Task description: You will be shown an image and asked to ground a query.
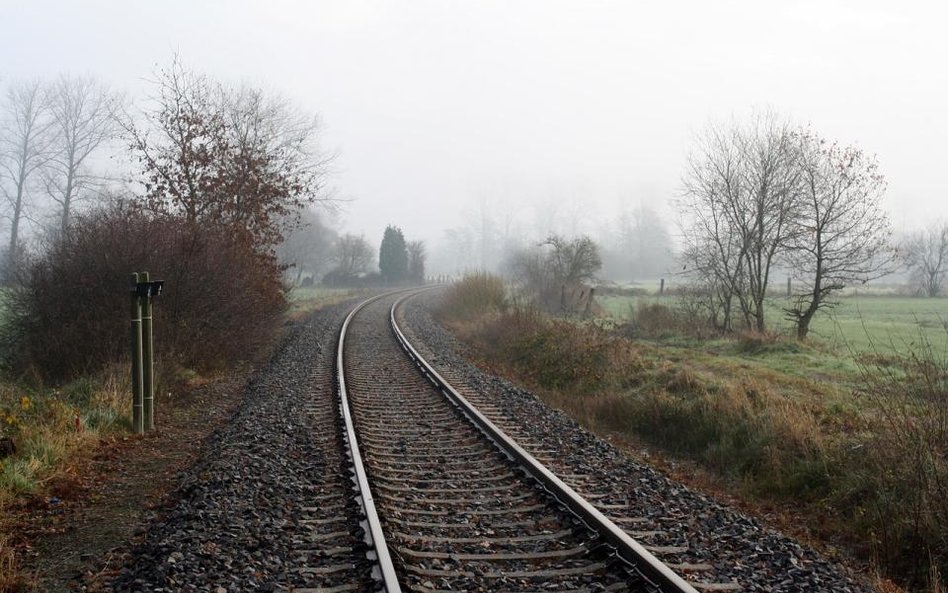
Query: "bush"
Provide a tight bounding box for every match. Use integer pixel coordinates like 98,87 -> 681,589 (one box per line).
451,303 -> 644,394
621,300 -> 717,340
321,269 -> 382,288
439,272 -> 507,320
624,302 -> 683,339
4,201 -> 286,383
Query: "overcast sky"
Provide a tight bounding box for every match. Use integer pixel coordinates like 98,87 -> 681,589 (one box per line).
4,0 -> 947,246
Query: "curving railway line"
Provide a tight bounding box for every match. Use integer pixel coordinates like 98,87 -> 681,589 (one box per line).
337,290 -> 700,593
110,290 -> 872,593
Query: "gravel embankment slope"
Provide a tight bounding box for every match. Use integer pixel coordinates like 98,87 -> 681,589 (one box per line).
401,291 -> 875,593
108,303 -> 374,593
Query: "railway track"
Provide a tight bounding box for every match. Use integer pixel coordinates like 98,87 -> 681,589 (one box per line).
109,293 -> 872,592
337,291 -> 698,592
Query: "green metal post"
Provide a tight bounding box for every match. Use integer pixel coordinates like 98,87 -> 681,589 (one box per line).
141,271 -> 155,432
130,273 -> 144,434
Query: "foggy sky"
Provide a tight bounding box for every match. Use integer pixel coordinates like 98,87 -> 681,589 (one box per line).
4,0 -> 947,247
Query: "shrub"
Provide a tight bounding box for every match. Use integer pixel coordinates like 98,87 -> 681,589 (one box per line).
450,302 -> 645,394
625,302 -> 683,339
622,299 -> 722,341
439,272 -> 507,320
3,201 -> 286,383
735,331 -> 804,355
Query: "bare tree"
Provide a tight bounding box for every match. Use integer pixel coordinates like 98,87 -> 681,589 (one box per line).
407,239 -> 426,284
902,223 -> 948,297
680,122 -> 754,331
218,84 -> 334,247
125,58 -> 332,252
276,208 -> 337,285
42,75 -> 120,235
543,234 -> 601,286
603,204 -> 675,281
508,234 -> 601,312
783,129 -> 894,339
680,112 -> 800,332
331,233 -> 373,277
0,80 -> 53,281
740,115 -> 801,332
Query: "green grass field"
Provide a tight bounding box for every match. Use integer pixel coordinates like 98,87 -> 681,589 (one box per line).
599,292 -> 948,357
287,286 -> 360,316
443,276 -> 948,589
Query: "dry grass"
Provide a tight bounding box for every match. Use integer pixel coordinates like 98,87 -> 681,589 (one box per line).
0,366 -> 130,591
0,369 -> 129,502
853,342 -> 948,588
440,281 -> 948,592
0,532 -> 19,593
288,286 -> 361,320
438,272 -> 507,320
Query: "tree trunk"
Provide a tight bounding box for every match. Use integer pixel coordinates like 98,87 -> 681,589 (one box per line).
61,171 -> 74,235
796,309 -> 815,340
796,279 -> 823,340
7,177 -> 25,282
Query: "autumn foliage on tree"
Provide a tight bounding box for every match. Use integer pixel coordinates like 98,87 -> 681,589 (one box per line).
126,58 -> 331,252
5,60 -> 333,381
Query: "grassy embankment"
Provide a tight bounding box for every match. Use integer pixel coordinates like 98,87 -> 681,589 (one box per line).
437,274 -> 947,593
0,373 -> 130,592
0,286 -> 353,592
287,286 -> 363,319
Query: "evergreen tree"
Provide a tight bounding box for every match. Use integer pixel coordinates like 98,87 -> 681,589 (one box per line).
379,225 -> 408,283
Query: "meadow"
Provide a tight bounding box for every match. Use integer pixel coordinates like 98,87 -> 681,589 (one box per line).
0,285 -> 356,590
598,291 -> 948,357
438,275 -> 948,592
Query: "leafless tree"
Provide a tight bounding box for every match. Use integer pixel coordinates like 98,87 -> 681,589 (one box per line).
124,58 -> 333,252
543,234 -> 601,286
603,204 -> 675,281
0,80 -> 54,281
508,234 -> 601,312
680,112 -> 800,332
331,233 -> 373,276
41,75 -> 120,235
276,208 -> 337,285
902,223 -> 948,297
783,129 -> 895,339
407,239 -> 426,283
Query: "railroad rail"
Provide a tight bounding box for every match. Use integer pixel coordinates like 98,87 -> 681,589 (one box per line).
336,290 -> 700,593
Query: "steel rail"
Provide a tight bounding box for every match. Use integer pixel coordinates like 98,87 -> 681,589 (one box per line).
389,291 -> 700,593
336,293 -> 403,593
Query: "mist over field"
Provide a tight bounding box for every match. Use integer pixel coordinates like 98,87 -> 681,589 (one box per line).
4,5 -> 948,592
2,1 -> 947,280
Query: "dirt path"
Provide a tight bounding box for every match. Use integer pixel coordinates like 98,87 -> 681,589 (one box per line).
9,372 -> 250,592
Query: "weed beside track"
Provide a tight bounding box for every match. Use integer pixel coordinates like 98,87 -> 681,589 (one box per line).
436,286 -> 946,592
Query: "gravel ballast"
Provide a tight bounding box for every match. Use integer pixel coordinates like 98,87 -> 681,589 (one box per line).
400,290 -> 876,593
108,303 -> 374,593
103,292 -> 877,593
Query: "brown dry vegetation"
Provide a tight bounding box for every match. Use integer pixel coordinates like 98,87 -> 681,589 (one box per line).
4,201 -> 286,383
437,274 -> 947,592
0,199 -> 297,591
0,369 -> 130,592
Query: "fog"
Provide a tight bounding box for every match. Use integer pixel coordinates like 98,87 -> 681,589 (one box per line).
4,0 -> 947,274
